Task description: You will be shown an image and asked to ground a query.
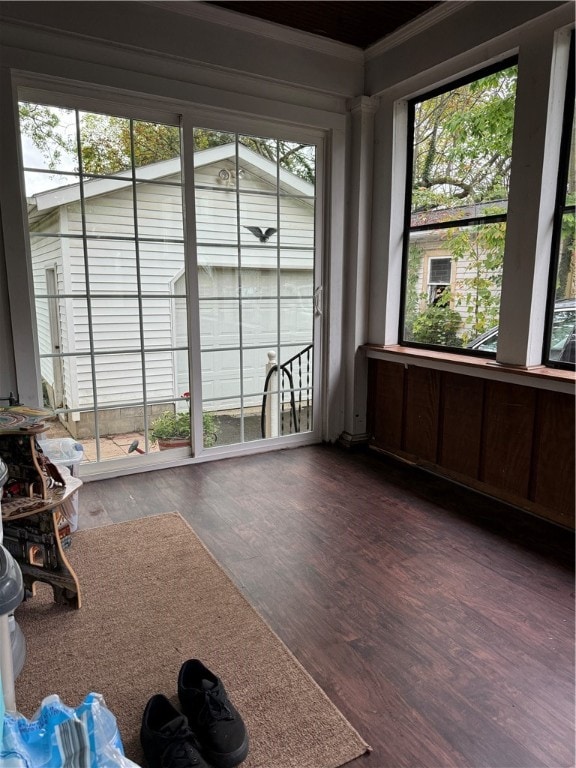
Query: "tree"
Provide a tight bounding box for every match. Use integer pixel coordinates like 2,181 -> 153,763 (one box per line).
19,103 -> 74,169
412,66 -> 517,212
18,105 -> 315,183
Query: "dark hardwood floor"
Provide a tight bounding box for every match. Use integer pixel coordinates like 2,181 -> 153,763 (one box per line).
79,444 -> 575,768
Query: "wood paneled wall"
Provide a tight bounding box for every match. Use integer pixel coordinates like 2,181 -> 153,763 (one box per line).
367,359 -> 575,529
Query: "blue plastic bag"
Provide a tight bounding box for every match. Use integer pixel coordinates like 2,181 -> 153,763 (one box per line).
1,692 -> 140,767
0,667 -> 4,751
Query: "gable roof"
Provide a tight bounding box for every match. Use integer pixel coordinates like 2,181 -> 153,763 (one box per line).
28,142 -> 314,214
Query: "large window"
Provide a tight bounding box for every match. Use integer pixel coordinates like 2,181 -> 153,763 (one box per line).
401,60 -> 518,352
545,32 -> 575,369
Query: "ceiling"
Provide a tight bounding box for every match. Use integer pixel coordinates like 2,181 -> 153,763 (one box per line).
205,1 -> 442,49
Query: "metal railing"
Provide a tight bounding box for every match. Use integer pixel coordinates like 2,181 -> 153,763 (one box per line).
261,344 -> 313,438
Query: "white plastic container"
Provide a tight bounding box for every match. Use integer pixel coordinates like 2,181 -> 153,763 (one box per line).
37,437 -> 84,476
37,439 -> 84,533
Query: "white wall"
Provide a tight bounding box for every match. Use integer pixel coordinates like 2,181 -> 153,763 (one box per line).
27,158 -> 315,411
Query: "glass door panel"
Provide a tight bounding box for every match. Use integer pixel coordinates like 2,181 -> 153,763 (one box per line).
194,131 -> 318,446
20,99 -> 189,464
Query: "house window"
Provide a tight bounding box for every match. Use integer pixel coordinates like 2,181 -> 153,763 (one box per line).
401,59 -> 518,351
544,31 -> 575,369
427,257 -> 451,305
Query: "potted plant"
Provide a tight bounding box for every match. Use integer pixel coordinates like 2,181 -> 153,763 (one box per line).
149,393 -> 217,450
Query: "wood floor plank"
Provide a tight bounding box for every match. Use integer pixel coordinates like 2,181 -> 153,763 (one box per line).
79,445 -> 575,768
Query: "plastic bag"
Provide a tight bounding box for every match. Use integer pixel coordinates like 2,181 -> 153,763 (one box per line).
1,692 -> 141,767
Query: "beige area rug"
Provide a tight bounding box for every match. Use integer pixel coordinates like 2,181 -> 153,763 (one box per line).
13,512 -> 370,768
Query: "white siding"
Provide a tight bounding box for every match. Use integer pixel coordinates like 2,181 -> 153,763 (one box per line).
31,160 -> 315,411
29,212 -> 63,387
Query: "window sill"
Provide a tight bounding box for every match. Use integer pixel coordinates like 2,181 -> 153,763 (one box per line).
363,344 -> 575,393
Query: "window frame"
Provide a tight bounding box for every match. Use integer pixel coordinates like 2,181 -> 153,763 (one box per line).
3,76 -> 330,478
543,30 -> 575,370
399,56 -> 518,357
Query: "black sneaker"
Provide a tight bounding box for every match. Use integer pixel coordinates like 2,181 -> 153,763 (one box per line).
177,659 -> 249,768
140,693 -> 211,768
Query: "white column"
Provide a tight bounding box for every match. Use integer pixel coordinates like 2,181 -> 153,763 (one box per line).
497,26 -> 572,366
264,350 -> 279,438
340,95 -> 379,448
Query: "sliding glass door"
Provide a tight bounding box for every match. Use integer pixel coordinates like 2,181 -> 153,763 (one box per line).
18,96 -> 321,468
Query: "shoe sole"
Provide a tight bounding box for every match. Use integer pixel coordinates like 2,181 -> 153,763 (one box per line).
203,734 -> 249,768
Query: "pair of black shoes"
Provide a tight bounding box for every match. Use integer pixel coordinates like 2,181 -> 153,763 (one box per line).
141,659 -> 249,768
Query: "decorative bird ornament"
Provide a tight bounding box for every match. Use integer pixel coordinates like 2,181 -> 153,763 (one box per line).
244,226 -> 277,242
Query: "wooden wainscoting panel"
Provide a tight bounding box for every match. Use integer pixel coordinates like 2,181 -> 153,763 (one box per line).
531,389 -> 575,526
481,381 -> 536,498
404,365 -> 440,462
439,372 -> 484,478
368,359 -> 405,451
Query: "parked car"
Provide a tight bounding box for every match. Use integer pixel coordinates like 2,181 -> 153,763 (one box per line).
467,298 -> 576,363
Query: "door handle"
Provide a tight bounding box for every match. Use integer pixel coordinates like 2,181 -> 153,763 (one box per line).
314,286 -> 322,317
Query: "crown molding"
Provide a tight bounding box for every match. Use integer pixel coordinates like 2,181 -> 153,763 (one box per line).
2,17 -> 351,117
145,1 -> 364,63
365,1 -> 469,60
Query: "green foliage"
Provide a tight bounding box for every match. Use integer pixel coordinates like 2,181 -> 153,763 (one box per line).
557,212 -> 575,299
19,105 -> 316,184
19,103 -> 73,169
404,243 -> 424,339
411,301 -> 463,347
447,219 -> 505,343
412,65 -> 517,212
149,409 -> 217,447
78,115 -> 181,175
406,66 -> 517,348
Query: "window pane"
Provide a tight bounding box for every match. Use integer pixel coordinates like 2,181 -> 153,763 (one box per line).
549,215 -> 575,364
82,181 -> 135,237
565,112 -> 575,202
404,222 -> 505,349
411,65 -> 517,216
79,112 -> 132,176
24,171 -> 79,198
242,298 -> 278,346
546,34 -> 575,367
240,267 -> 278,298
195,188 -> 238,245
429,257 -> 451,284
239,134 -> 277,193
279,142 -> 316,189
136,183 -> 183,240
199,299 -> 240,348
19,103 -> 78,172
279,197 -> 314,247
240,193 -> 278,247
133,120 -> 181,177
404,62 -> 515,352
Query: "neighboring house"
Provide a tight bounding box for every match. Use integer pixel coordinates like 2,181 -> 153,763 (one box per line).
410,200 -> 575,340
408,201 -> 509,326
27,143 -> 315,436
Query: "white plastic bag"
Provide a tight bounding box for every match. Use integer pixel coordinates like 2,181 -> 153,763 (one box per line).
1,692 -> 141,767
